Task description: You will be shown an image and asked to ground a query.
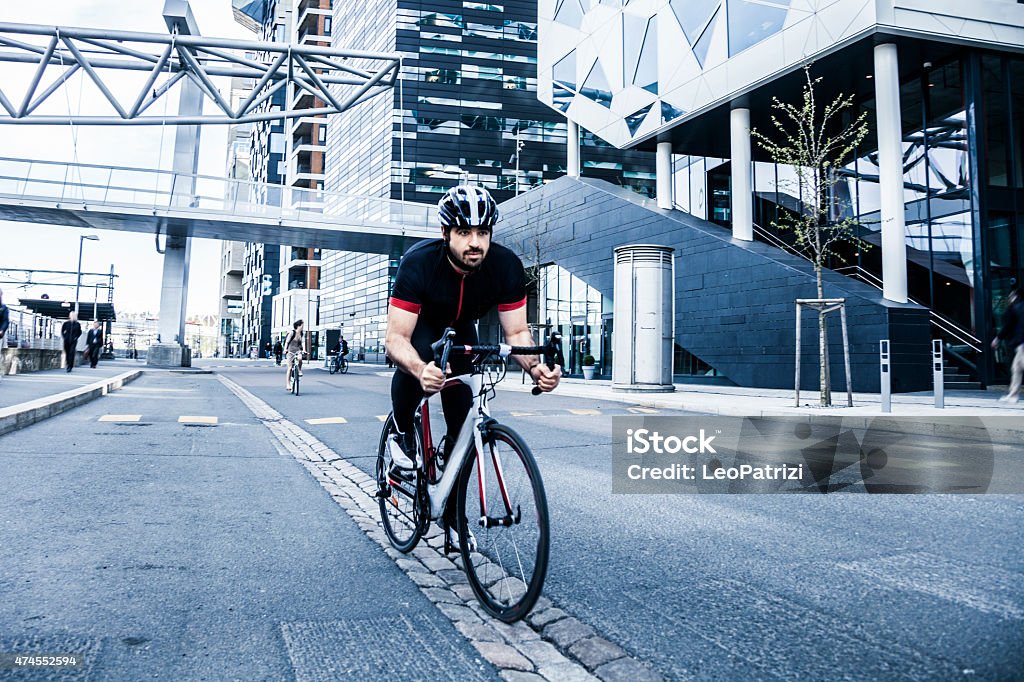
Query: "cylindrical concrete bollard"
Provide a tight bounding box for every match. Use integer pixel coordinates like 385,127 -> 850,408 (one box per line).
612,244 -> 675,392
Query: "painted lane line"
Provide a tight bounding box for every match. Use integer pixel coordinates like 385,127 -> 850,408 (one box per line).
376,415 -> 389,422
568,408 -> 600,416
509,411 -> 537,417
627,406 -> 659,414
98,414 -> 141,423
305,417 -> 348,425
178,415 -> 218,424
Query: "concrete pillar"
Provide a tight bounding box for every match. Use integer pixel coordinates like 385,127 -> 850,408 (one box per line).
873,43 -> 909,303
567,119 -> 580,178
156,235 -> 192,345
730,107 -> 753,241
149,0 -> 204,367
656,142 -> 673,209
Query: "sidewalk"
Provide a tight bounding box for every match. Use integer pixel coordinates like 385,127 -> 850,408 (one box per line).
0,360 -> 141,409
498,375 -> 1020,417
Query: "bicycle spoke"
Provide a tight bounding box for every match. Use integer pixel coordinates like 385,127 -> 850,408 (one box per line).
458,425 -> 548,622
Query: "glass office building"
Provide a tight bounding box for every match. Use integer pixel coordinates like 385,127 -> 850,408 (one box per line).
319,0 -> 658,362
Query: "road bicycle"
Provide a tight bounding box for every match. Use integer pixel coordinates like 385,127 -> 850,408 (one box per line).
375,328 -> 563,622
287,352 -> 304,395
328,354 -> 349,375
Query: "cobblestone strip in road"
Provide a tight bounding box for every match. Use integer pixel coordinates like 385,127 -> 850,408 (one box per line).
218,375 -> 663,682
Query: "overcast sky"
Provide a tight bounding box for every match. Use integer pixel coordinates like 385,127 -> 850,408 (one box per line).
0,1 -> 252,316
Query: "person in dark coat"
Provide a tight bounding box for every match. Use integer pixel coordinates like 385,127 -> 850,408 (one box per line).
0,288 -> 9,381
61,311 -> 83,372
992,287 -> 1024,403
86,320 -> 104,368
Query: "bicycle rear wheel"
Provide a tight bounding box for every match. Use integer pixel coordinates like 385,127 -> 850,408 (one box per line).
456,423 -> 549,622
376,414 -> 421,552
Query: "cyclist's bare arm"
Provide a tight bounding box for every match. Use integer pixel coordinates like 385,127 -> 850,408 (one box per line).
498,306 -> 561,392
385,307 -> 445,393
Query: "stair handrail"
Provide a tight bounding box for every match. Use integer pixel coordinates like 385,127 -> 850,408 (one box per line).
748,223 -> 983,354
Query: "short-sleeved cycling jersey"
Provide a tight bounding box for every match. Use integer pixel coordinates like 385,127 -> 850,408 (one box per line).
389,238 -> 526,361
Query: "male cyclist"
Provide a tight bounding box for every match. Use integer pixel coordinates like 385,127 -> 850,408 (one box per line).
283,320 -> 305,390
384,185 -> 561,544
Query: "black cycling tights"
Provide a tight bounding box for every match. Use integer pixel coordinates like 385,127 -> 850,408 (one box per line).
390,369 -> 473,445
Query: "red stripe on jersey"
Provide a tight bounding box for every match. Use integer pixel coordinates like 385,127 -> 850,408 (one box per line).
389,297 -> 421,314
498,297 -> 527,312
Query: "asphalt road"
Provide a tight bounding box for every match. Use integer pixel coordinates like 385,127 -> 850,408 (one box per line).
217,361 -> 1024,681
2,358 -> 1021,680
0,369 -> 496,681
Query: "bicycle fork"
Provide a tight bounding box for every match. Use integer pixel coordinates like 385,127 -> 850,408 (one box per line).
474,421 -> 521,530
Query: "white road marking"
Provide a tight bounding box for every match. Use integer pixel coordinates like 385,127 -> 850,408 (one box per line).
98,414 -> 142,423
305,417 -> 348,425
178,415 -> 218,425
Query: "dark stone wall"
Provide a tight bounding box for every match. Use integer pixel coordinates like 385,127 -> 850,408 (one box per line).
497,176 -> 932,393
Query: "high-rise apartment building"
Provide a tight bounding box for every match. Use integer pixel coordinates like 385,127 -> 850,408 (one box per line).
233,0 -> 327,356
319,0 -> 656,361
219,72 -> 254,358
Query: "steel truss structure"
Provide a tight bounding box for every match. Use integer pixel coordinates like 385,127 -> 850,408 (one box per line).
0,22 -> 400,125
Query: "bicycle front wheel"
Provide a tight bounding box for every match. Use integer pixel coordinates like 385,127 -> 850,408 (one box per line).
456,423 -> 549,622
340,359 -> 349,374
376,414 -> 421,552
292,366 -> 300,395
328,359 -> 337,374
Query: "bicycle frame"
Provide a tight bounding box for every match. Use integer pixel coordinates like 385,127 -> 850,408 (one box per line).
416,372 -> 507,523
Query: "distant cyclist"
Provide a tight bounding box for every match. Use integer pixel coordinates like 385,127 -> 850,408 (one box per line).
384,185 -> 561,535
283,320 -> 305,390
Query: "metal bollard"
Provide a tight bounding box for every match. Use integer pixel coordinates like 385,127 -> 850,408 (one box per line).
933,339 -> 944,409
880,340 -> 891,413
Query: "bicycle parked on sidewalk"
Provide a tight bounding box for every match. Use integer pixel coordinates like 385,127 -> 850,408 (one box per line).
375,327 -> 563,622
328,354 -> 349,375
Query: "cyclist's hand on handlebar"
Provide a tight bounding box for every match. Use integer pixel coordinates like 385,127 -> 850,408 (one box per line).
530,363 -> 561,393
419,361 -> 448,394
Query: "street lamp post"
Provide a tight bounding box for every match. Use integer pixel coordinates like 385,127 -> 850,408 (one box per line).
74,234 -> 99,317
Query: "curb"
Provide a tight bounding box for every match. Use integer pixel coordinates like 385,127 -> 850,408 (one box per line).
0,369 -> 143,438
218,374 -> 665,682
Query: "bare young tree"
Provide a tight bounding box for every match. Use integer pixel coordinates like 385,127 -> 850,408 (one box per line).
752,65 -> 869,406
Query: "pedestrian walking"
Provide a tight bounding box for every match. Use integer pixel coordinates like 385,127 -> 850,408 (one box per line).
991,287 -> 1024,403
86,320 -> 104,368
61,311 -> 83,373
273,340 -> 283,366
0,288 -> 9,381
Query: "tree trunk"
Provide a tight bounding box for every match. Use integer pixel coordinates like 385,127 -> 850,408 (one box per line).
815,264 -> 831,407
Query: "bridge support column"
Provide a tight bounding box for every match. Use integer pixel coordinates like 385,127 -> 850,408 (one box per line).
148,0 -> 203,367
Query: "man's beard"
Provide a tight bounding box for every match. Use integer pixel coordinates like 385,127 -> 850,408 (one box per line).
446,241 -> 485,272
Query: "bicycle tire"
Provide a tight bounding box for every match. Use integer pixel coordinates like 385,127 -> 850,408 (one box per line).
328,358 -> 337,375
340,358 -> 349,374
292,364 -> 300,396
456,423 -> 549,622
376,413 -> 421,552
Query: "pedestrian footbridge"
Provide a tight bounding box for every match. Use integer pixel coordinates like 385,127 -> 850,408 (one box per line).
0,157 -> 436,253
